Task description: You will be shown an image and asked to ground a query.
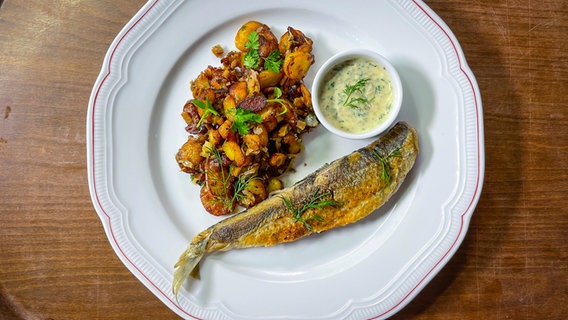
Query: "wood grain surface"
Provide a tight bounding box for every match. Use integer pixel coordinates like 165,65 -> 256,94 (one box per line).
1,1 -> 566,319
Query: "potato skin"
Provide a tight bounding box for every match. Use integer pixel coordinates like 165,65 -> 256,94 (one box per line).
279,27 -> 313,54
176,136 -> 205,174
283,50 -> 314,80
255,25 -> 279,58
259,70 -> 283,89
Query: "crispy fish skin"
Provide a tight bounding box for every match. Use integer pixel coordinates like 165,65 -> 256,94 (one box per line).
173,121 -> 419,295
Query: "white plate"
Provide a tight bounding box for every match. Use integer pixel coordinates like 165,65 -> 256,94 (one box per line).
87,0 -> 484,319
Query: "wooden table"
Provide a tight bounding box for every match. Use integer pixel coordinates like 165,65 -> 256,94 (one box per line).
1,1 -> 566,319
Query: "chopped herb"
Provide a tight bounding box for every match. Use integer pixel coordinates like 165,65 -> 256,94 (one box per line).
192,98 -> 219,127
230,108 -> 263,135
279,189 -> 341,231
204,145 -> 232,209
243,31 -> 260,69
205,145 -> 260,211
273,87 -> 283,98
245,31 -> 259,51
232,173 -> 259,203
372,146 -> 401,186
244,50 -> 260,69
343,78 -> 371,109
264,50 -> 283,72
266,87 -> 288,115
243,33 -> 282,72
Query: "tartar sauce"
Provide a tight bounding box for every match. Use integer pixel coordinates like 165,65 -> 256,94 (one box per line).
318,57 -> 394,134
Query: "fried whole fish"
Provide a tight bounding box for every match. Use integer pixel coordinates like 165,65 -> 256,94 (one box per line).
173,121 -> 419,296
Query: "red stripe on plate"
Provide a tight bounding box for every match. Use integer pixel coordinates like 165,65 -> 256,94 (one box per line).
371,1 -> 482,318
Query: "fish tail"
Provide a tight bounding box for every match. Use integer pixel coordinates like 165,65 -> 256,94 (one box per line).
172,229 -> 211,297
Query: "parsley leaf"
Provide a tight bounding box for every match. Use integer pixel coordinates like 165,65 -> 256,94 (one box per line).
244,50 -> 260,69
192,98 -> 219,127
230,108 -> 262,135
264,50 -> 283,72
243,31 -> 260,69
244,31 -> 259,51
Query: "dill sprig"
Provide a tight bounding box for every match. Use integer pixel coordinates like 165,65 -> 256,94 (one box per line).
206,145 -> 258,211
232,173 -> 259,204
372,146 -> 401,186
205,146 -> 232,208
279,189 -> 341,231
343,78 -> 371,108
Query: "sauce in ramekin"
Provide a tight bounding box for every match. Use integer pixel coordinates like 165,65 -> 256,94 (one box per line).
318,57 -> 395,134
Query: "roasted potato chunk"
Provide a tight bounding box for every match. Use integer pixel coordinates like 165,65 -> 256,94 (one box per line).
176,136 -> 205,174
235,21 -> 264,51
238,178 -> 268,208
259,70 -> 283,89
279,27 -> 313,54
255,25 -> 279,58
223,140 -> 246,167
283,50 -> 314,80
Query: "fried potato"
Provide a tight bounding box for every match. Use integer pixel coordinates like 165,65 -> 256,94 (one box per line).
177,21 -> 318,216
235,21 -> 264,51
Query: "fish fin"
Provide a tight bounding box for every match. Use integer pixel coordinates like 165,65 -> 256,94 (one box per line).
172,230 -> 211,298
